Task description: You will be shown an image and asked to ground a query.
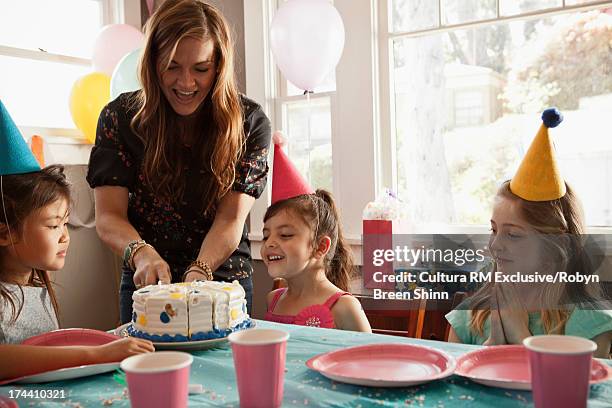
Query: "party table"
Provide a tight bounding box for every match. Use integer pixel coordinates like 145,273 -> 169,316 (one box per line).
1,320 -> 611,407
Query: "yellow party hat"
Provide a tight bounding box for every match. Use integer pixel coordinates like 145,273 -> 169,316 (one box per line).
510,108 -> 565,201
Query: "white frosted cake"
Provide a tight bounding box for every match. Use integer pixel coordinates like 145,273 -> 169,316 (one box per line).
128,281 -> 250,342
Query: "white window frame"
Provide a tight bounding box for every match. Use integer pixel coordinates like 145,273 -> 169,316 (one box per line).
245,0 -> 612,263
381,0 -> 612,234
245,0 -> 381,264
0,0 -> 140,142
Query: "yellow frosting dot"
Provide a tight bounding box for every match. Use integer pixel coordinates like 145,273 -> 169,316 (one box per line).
138,315 -> 147,326
170,293 -> 184,299
223,287 -> 232,291
231,309 -> 239,320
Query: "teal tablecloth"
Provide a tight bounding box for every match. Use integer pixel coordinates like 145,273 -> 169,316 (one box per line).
1,320 -> 611,407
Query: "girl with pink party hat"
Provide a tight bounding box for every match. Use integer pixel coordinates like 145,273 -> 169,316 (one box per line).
446,108 -> 612,358
0,101 -> 154,381
261,132 -> 371,332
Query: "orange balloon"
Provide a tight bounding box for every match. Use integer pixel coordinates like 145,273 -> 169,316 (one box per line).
69,72 -> 111,144
30,135 -> 44,167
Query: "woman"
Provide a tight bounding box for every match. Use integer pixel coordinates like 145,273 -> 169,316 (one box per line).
87,0 -> 271,323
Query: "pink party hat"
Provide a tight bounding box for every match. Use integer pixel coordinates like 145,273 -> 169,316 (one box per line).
271,131 -> 314,204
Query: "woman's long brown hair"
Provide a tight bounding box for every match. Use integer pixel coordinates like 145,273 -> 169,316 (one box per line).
263,190 -> 355,292
0,165 -> 70,325
132,0 -> 244,215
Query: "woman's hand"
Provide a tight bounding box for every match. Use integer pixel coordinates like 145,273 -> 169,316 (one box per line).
90,338 -> 155,364
132,245 -> 171,287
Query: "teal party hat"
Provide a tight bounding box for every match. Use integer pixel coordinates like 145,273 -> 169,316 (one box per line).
0,100 -> 41,175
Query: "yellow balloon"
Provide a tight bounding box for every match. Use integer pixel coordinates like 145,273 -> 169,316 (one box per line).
69,72 -> 111,144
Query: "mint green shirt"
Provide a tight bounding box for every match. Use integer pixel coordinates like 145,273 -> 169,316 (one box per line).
445,308 -> 612,345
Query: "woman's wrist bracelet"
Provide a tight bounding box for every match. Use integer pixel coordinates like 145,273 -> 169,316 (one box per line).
182,269 -> 205,282
123,240 -> 145,269
129,243 -> 155,270
182,260 -> 213,281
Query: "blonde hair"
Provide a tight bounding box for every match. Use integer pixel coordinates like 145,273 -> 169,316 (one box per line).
131,0 -> 244,215
469,180 -> 600,336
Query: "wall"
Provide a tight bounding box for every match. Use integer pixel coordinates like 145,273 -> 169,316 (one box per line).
251,260 -> 273,319
205,0 -> 246,93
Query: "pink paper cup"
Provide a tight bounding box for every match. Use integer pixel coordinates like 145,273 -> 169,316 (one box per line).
523,335 -> 597,408
120,351 -> 193,408
228,329 -> 290,408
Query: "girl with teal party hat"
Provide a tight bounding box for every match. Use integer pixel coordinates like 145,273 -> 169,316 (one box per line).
0,101 -> 154,381
446,108 -> 612,358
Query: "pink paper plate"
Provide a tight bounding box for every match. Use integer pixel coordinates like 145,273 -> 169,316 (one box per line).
0,329 -> 122,386
306,343 -> 456,387
455,345 -> 611,390
21,328 -> 119,346
0,395 -> 18,408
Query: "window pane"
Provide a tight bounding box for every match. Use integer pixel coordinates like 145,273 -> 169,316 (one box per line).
0,55 -> 90,128
391,0 -> 439,33
500,0 -> 562,16
393,8 -> 612,226
285,71 -> 336,97
0,0 -> 102,58
566,0 -> 603,4
442,0 -> 497,25
282,97 -> 333,192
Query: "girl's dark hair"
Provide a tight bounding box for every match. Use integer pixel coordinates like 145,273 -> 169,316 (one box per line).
263,189 -> 354,292
0,165 -> 70,324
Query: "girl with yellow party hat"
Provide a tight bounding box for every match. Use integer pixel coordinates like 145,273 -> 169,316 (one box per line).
446,108 -> 612,358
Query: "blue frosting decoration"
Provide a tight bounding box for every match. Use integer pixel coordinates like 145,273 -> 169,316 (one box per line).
542,107 -> 563,128
160,312 -> 170,324
127,319 -> 254,343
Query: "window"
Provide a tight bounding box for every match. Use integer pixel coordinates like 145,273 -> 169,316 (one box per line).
388,0 -> 612,227
454,90 -> 485,127
245,0 -> 379,245
281,96 -> 333,192
0,0 -> 115,134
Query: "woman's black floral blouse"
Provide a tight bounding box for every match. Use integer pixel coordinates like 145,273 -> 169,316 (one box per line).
86,92 -> 271,281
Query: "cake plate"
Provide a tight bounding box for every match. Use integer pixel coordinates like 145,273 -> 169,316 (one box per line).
113,320 -> 255,351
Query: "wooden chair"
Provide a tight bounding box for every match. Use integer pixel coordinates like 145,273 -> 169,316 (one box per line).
271,279 -> 425,337
355,294 -> 426,338
356,291 -> 468,340
270,278 -> 466,341
272,278 -> 288,290
418,291 -> 467,342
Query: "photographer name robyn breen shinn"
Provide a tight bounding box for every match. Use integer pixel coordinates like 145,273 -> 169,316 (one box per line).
371,271 -> 600,300
368,246 -> 599,300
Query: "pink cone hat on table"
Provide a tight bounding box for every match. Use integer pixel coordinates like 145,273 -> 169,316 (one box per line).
271,131 -> 314,204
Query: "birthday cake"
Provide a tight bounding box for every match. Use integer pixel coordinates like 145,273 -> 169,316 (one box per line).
128,281 -> 251,342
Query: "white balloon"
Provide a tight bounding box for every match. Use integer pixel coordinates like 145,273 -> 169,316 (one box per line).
270,0 -> 345,92
92,24 -> 144,76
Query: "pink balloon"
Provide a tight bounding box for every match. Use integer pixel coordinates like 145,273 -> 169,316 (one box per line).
92,24 -> 144,76
270,0 -> 345,92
